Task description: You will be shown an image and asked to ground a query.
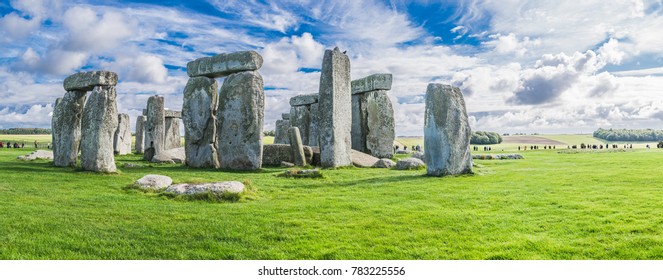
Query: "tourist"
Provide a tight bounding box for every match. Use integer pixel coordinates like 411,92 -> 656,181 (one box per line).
0,142 -> 3,148
34,140 -> 38,149
21,143 -> 24,148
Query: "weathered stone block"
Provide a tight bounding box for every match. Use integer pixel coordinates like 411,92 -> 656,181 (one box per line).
80,86 -> 118,172
143,95 -> 165,161
281,113 -> 290,120
363,90 -> 394,158
187,51 -> 263,78
135,115 -> 145,154
308,103 -> 319,147
289,127 -> 306,166
216,70 -> 264,170
424,84 -> 472,176
289,94 -> 318,106
64,71 -> 118,91
274,119 -> 291,144
113,113 -> 132,155
289,105 -> 310,145
52,91 -> 86,167
318,47 -> 352,168
164,110 -> 182,118
164,117 -> 181,149
351,73 -> 392,95
262,144 -> 313,166
183,76 -> 219,168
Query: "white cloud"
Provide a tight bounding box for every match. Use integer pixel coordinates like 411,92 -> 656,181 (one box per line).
62,6 -> 136,53
102,54 -> 168,84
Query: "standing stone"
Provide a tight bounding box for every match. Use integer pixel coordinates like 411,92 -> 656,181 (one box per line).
51,98 -> 62,160
113,113 -> 132,155
143,95 -> 165,161
288,127 -> 306,167
135,115 -> 145,154
317,47 -> 352,168
274,119 -> 291,144
308,103 -> 319,147
424,84 -> 472,176
289,105 -> 309,145
80,86 -> 118,172
350,94 -> 365,152
52,91 -> 87,167
216,70 -> 264,170
164,117 -> 181,149
362,90 -> 394,158
182,76 -> 219,168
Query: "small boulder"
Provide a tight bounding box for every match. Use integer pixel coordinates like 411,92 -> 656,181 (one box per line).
396,158 -> 425,170
280,161 -> 295,167
373,158 -> 396,168
135,174 -> 172,190
395,149 -> 410,154
351,149 -> 380,167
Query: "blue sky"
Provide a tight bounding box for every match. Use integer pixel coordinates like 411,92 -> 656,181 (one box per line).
1,0 -> 663,135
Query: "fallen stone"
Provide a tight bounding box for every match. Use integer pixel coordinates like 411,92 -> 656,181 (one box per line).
472,154 -> 524,160
373,158 -> 396,168
52,90 -> 86,167
216,70 -> 264,170
277,169 -> 323,178
351,149 -> 379,168
396,157 -> 425,170
151,147 -> 186,164
64,71 -> 118,91
113,113 -> 132,155
280,161 -> 295,167
187,51 -> 263,78
289,94 -> 318,106
17,150 -> 54,161
135,174 -> 172,190
123,163 -> 139,168
318,47 -> 352,168
165,181 -> 245,195
183,76 -> 220,168
424,84 -> 472,176
262,144 -> 313,166
351,73 -> 392,95
80,86 -> 118,172
395,150 -> 410,154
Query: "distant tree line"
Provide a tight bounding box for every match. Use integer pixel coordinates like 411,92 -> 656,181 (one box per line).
0,128 -> 51,135
593,128 -> 663,141
263,130 -> 275,137
470,131 -> 503,145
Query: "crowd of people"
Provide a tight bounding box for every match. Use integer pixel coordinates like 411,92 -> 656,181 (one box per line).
393,144 -> 422,153
0,140 -> 48,149
0,142 -> 26,149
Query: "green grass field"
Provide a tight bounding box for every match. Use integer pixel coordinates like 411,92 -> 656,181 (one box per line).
1,134 -> 663,259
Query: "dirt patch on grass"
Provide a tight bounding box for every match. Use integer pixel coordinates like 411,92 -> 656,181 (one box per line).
502,136 -> 565,145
